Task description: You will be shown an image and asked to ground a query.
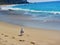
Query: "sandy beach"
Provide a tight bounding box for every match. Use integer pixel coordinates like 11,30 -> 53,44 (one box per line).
0,1 -> 60,45
0,21 -> 60,45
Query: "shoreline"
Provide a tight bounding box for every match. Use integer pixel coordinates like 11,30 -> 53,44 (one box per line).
0,21 -> 59,31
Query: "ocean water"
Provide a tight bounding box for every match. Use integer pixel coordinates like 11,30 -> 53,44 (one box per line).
0,1 -> 60,30
12,1 -> 60,11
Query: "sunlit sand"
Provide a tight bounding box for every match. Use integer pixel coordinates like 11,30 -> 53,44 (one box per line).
0,22 -> 60,45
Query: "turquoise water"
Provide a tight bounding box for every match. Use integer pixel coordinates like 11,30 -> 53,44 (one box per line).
12,1 -> 60,12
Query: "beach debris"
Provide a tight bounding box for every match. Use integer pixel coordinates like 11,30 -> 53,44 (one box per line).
19,27 -> 24,36
8,9 -> 14,11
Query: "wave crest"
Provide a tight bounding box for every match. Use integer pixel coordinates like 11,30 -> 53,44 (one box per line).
1,6 -> 60,15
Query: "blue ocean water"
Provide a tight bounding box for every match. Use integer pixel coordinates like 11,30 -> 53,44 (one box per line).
12,1 -> 60,11
0,1 -> 60,30
11,1 -> 60,20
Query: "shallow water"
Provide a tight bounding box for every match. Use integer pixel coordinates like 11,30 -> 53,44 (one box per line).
12,1 -> 60,11
0,12 -> 60,30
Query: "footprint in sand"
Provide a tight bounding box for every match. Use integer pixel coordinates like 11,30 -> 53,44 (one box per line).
0,41 -> 2,44
0,38 -> 2,40
4,40 -> 8,42
30,41 -> 36,45
12,36 -> 15,39
26,34 -> 30,37
1,33 -> 4,35
3,44 -> 6,45
4,35 -> 8,37
11,43 -> 15,45
1,33 -> 8,37
19,39 -> 25,42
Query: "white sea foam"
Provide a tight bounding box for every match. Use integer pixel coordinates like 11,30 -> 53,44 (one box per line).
1,6 -> 60,15
0,4 -> 16,10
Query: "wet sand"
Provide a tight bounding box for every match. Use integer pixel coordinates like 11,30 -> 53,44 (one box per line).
0,22 -> 60,45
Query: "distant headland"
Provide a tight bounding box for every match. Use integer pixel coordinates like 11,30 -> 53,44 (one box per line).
0,0 -> 29,5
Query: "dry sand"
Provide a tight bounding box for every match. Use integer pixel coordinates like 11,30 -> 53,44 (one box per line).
0,22 -> 60,45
